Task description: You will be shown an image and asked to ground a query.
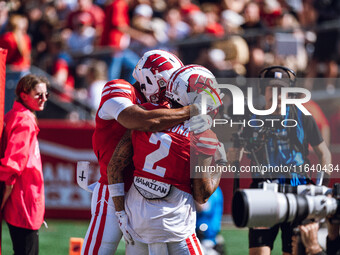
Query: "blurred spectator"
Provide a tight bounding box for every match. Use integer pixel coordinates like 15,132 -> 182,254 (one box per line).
100,0 -> 130,50
202,3 -> 224,37
25,1 -> 59,32
221,0 -> 246,14
241,1 -> 266,77
220,9 -> 244,34
149,0 -> 167,17
3,0 -> 21,12
66,12 -> 95,54
164,8 -> 191,42
100,0 -> 156,82
242,1 -> 264,31
193,37 -> 247,78
187,10 -> 208,36
212,36 -> 249,76
178,0 -> 200,20
274,12 -> 307,73
85,59 -> 107,112
54,0 -> 74,28
180,10 -> 210,64
30,18 -> 56,67
205,48 -> 238,77
0,14 -> 31,73
66,0 -> 105,43
66,0 -> 104,30
0,1 -> 9,36
299,0 -> 317,27
131,4 -> 167,45
285,0 -> 303,15
259,0 -> 283,27
94,0 -> 108,8
46,36 -> 75,103
305,0 -> 340,92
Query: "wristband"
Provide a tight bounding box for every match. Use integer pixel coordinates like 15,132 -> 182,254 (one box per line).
108,183 -> 124,197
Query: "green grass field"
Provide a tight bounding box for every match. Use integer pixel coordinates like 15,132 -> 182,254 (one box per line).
1,220 -> 283,254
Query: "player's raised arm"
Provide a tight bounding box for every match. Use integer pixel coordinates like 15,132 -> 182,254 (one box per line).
117,103 -> 198,132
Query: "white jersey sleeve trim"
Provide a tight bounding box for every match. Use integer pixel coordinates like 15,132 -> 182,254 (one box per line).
98,97 -> 134,120
196,142 -> 217,149
198,137 -> 218,143
102,88 -> 132,97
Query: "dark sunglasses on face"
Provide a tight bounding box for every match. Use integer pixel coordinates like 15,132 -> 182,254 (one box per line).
36,92 -> 49,100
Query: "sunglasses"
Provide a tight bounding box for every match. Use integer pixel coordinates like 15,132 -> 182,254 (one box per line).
35,92 -> 50,100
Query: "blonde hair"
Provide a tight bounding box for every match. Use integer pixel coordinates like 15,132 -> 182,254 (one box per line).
8,14 -> 27,32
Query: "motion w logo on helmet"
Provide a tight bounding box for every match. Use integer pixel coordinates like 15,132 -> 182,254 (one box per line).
143,53 -> 175,87
143,54 -> 174,74
188,74 -> 222,113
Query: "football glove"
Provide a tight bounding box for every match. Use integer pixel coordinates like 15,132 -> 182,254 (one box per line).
115,210 -> 134,245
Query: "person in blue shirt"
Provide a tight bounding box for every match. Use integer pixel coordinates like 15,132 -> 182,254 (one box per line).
196,186 -> 225,255
229,66 -> 332,255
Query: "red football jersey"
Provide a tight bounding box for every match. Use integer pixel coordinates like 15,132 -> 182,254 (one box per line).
92,79 -> 144,185
132,103 -> 218,194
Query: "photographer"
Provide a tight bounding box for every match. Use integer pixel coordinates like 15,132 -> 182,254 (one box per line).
229,66 -> 332,255
292,221 -> 340,255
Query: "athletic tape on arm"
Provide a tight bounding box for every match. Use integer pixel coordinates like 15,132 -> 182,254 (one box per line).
108,183 -> 125,197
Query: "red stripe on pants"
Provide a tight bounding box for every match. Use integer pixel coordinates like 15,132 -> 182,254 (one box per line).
83,184 -> 104,254
93,186 -> 110,254
192,234 -> 203,255
186,236 -> 196,255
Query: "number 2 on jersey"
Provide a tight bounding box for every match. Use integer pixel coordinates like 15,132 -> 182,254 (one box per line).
143,132 -> 172,177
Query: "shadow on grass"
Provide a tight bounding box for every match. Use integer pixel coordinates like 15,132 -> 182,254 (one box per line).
2,220 -> 282,255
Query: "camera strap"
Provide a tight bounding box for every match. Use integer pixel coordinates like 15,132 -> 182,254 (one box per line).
287,106 -> 306,160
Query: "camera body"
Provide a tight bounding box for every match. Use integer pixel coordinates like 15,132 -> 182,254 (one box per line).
232,183 -> 340,228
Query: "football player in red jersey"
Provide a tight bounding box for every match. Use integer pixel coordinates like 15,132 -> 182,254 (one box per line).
107,65 -> 224,254
82,50 -> 221,255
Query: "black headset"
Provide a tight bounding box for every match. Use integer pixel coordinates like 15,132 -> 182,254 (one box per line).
259,66 -> 296,95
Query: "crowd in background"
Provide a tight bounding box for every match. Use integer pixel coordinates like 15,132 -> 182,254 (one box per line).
1,0 -> 340,141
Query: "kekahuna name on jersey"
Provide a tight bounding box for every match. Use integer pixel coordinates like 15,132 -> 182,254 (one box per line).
166,124 -> 189,137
